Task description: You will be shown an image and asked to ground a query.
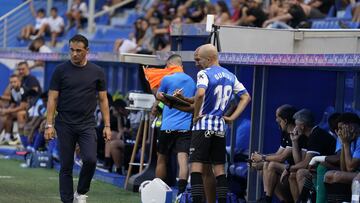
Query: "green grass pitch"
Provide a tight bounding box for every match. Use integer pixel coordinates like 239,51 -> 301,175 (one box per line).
0,158 -> 141,203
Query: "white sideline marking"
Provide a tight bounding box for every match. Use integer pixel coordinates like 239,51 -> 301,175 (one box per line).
0,176 -> 13,179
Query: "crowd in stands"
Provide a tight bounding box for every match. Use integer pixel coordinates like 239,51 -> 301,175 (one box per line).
15,0 -> 360,54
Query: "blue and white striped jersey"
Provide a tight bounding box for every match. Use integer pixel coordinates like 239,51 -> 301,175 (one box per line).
193,65 -> 247,131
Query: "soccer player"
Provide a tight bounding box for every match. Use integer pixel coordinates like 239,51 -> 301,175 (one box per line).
190,44 -> 251,203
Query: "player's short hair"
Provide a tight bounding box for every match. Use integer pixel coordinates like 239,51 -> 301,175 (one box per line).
293,108 -> 315,127
166,54 -> 182,66
17,61 -> 28,68
337,112 -> 360,125
277,104 -> 297,124
69,34 -> 89,49
9,74 -> 20,79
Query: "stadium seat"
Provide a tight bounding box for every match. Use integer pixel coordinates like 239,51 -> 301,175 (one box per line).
229,162 -> 248,178
318,106 -> 335,131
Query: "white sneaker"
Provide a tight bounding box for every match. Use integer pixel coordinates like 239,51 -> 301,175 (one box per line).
73,191 -> 87,203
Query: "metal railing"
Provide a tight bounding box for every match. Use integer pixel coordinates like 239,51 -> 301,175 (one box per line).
87,0 -> 135,33
0,0 -> 46,48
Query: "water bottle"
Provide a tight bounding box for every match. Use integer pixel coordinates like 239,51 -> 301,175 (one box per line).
351,179 -> 360,203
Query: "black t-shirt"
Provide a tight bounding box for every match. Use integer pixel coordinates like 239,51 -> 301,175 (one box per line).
280,131 -> 308,164
306,126 -> 336,156
246,7 -> 267,28
50,61 -> 106,126
22,74 -> 42,94
317,0 -> 334,15
288,4 -> 307,28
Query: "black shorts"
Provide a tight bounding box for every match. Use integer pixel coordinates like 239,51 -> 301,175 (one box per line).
189,130 -> 226,164
157,130 -> 191,155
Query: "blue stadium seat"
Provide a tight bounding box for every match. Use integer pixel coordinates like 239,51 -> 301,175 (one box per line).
229,162 -> 248,178
125,12 -> 140,25
327,5 -> 336,18
94,27 -> 133,40
343,4 -> 353,19
318,106 -> 335,131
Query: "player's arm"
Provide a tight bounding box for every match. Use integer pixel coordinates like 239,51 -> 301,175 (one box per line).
342,142 -> 360,172
0,95 -> 11,101
324,153 -> 340,166
99,91 -> 111,141
173,88 -> 194,104
156,91 -> 194,112
266,147 -> 293,162
46,90 -> 59,125
4,101 -> 28,114
193,88 -> 205,121
289,152 -> 315,172
225,92 -> 250,121
223,78 -> 251,123
98,91 -> 111,128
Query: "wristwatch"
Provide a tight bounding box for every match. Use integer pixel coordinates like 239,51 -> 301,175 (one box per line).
45,124 -> 54,129
262,155 -> 267,162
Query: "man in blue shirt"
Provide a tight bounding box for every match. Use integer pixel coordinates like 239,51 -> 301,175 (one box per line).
155,54 -> 196,196
190,44 -> 251,203
323,112 -> 360,202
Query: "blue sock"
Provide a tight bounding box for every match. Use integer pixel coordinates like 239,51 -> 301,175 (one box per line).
20,135 -> 28,148
33,131 -> 45,150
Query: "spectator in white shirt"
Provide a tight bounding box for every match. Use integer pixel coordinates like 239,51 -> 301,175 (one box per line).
35,7 -> 64,47
20,0 -> 47,40
66,0 -> 88,30
28,37 -> 52,70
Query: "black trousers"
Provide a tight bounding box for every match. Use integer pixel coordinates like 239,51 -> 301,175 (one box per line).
55,122 -> 97,203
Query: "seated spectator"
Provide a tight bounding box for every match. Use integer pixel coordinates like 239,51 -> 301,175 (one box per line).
0,75 -> 31,145
263,0 -> 325,29
136,18 -> 155,54
0,85 -> 11,143
0,84 -> 11,107
106,99 -> 130,174
17,61 -> 42,93
281,109 -> 336,202
214,0 -> 231,25
183,0 -> 208,23
267,0 -> 289,19
67,0 -> 88,30
35,7 -> 64,47
29,37 -> 52,54
295,112 -> 340,202
230,0 -> 246,25
251,104 -> 307,202
307,0 -> 335,16
23,91 -> 47,150
153,17 -> 172,51
323,113 -> 360,202
20,1 -> 47,40
238,0 -> 268,27
28,37 -> 52,70
113,17 -> 139,54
